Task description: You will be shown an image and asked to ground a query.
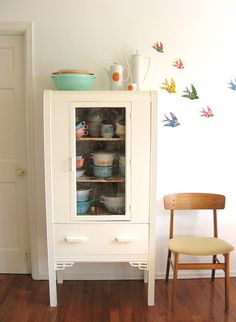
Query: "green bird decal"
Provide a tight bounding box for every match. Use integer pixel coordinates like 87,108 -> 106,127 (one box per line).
182,84 -> 199,100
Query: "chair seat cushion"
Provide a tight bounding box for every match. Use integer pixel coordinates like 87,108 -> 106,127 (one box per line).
168,237 -> 234,256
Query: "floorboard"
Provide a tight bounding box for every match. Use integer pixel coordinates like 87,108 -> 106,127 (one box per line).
0,274 -> 236,322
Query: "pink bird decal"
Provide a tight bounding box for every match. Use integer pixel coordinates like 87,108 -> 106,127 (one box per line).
200,106 -> 214,118
153,41 -> 164,53
173,58 -> 184,69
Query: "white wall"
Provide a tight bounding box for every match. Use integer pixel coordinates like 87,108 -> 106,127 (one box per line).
1,0 -> 236,279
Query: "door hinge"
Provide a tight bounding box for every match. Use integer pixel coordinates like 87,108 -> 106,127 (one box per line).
69,158 -> 74,171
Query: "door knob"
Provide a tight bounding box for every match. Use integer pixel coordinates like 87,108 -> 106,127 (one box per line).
16,168 -> 26,176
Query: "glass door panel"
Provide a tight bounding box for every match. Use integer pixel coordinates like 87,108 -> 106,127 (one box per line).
74,106 -> 128,219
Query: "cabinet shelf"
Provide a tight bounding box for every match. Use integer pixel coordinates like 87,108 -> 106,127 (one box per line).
76,211 -> 124,216
77,176 -> 125,183
77,137 -> 125,142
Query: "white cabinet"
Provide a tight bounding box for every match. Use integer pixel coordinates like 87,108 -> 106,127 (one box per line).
44,90 -> 157,306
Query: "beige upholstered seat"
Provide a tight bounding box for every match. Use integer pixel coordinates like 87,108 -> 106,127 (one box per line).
168,237 -> 234,256
164,193 -> 234,312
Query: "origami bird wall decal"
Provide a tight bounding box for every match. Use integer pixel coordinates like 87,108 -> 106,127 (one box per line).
162,112 -> 180,127
153,41 -> 164,53
160,78 -> 176,93
228,79 -> 236,91
173,58 -> 184,69
200,106 -> 214,118
182,84 -> 199,100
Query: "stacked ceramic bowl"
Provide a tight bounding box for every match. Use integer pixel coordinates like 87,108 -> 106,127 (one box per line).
87,110 -> 104,137
76,168 -> 86,178
76,154 -> 84,169
118,155 -> 125,177
76,120 -> 88,139
51,70 -> 96,91
77,188 -> 92,215
91,151 -> 115,178
100,193 -> 125,214
87,121 -> 102,137
76,154 -> 86,178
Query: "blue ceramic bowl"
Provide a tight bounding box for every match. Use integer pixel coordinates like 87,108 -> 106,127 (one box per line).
51,74 -> 96,90
77,200 -> 92,215
77,188 -> 91,202
93,165 -> 113,178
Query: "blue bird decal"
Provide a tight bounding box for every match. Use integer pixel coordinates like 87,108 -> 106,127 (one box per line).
162,112 -> 180,127
228,79 -> 236,91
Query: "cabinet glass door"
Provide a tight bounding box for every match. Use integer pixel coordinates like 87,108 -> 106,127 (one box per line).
72,104 -> 130,221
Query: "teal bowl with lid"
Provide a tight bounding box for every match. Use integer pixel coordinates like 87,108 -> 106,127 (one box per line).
51,74 -> 96,90
92,165 -> 113,178
77,200 -> 92,214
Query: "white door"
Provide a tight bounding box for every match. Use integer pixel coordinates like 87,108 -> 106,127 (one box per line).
0,35 -> 30,273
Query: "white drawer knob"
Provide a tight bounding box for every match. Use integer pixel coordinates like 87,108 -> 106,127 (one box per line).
115,236 -> 136,243
65,236 -> 87,243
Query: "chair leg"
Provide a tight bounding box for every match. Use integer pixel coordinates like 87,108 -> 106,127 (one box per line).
171,252 -> 179,311
165,249 -> 171,282
224,253 -> 230,312
211,255 -> 217,282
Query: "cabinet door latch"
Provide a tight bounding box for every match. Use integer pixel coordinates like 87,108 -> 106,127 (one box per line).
69,158 -> 74,171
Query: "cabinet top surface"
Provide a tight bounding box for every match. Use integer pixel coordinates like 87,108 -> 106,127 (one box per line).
44,90 -> 157,102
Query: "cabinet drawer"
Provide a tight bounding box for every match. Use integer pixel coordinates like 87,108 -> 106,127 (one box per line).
54,223 -> 149,256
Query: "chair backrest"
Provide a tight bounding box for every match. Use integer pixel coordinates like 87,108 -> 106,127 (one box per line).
164,193 -> 226,238
164,193 -> 225,210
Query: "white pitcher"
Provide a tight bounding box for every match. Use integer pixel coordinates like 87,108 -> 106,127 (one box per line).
104,63 -> 129,90
124,50 -> 151,90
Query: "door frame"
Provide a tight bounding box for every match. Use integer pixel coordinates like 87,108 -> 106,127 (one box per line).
0,22 -> 38,278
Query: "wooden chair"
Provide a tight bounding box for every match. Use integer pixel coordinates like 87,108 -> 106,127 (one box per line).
164,193 -> 234,311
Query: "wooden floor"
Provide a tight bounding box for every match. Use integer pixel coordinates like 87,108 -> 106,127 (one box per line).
0,275 -> 236,322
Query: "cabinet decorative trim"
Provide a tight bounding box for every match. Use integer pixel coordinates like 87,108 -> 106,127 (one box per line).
55,262 -> 75,271
129,261 -> 148,270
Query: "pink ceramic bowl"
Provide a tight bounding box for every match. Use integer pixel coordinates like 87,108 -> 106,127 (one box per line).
76,158 -> 84,169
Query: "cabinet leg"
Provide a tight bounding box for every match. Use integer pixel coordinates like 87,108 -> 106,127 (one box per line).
57,270 -> 64,284
49,266 -> 57,306
147,264 -> 155,306
144,270 -> 148,283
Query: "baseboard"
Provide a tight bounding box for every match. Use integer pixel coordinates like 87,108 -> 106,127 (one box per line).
36,269 -> 236,281
156,270 -> 236,280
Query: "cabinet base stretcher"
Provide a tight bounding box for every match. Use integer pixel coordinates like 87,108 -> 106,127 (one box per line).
48,259 -> 155,307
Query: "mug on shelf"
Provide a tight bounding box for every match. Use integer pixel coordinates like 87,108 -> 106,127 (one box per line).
127,83 -> 137,91
76,120 -> 88,130
115,122 -> 125,138
101,124 -> 114,138
76,127 -> 88,139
